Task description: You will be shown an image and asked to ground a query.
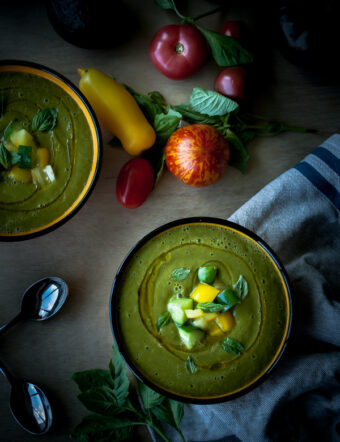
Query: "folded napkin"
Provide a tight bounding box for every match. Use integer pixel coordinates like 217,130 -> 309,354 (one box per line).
165,134 -> 340,442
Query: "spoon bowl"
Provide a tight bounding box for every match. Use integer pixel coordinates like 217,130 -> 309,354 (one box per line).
0,276 -> 68,335
10,381 -> 53,435
21,276 -> 68,321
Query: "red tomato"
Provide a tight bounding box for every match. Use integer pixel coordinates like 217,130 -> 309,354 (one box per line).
214,67 -> 247,101
165,124 -> 230,187
149,24 -> 207,80
220,20 -> 242,39
116,158 -> 154,209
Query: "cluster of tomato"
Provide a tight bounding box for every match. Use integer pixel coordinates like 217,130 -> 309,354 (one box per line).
149,20 -> 247,102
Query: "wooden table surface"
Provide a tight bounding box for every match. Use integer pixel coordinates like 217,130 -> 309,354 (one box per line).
0,1 -> 339,441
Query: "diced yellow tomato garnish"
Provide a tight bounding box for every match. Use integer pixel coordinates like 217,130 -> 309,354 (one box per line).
185,309 -> 204,319
37,148 -> 50,167
215,311 -> 235,332
203,312 -> 218,322
206,321 -> 224,337
9,166 -> 32,183
190,283 -> 220,303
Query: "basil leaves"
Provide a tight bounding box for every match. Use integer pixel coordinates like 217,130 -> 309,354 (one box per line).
157,311 -> 171,332
197,302 -> 225,313
71,344 -> 186,441
185,356 -> 197,374
31,108 -> 58,132
0,143 -> 32,170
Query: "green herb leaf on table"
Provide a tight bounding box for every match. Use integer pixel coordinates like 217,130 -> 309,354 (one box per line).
153,0 -> 177,12
0,143 -> 12,170
151,398 -> 185,436
125,85 -> 166,124
190,87 -> 239,116
31,108 -> 58,132
198,27 -> 254,67
157,311 -> 171,332
197,302 -> 225,313
154,109 -> 182,145
110,343 -> 130,407
138,382 -> 165,409
232,275 -> 248,300
171,267 -> 191,281
173,103 -> 217,125
185,356 -> 197,374
221,337 -> 244,354
0,94 -> 6,117
223,128 -> 249,174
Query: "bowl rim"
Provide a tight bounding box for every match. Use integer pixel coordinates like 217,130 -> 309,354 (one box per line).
110,217 -> 293,404
0,59 -> 102,241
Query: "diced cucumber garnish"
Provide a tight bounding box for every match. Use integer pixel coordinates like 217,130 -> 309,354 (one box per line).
177,325 -> 204,350
198,266 -> 217,284
167,296 -> 193,325
31,165 -> 55,187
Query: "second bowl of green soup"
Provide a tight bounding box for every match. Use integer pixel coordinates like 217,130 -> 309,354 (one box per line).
110,218 -> 292,403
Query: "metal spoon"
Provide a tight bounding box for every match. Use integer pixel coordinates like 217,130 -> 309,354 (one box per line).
0,357 -> 52,434
0,276 -> 68,335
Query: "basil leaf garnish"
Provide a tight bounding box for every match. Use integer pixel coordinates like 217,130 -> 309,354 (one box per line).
3,119 -> 18,141
197,302 -> 225,313
233,275 -> 248,300
171,267 -> 190,281
0,94 -> 6,117
221,337 -> 244,354
185,356 -> 197,374
0,143 -> 12,170
157,312 -> 171,332
190,87 -> 239,116
198,27 -> 254,67
31,108 -> 58,132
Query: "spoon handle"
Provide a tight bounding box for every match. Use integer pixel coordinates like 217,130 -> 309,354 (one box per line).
0,313 -> 23,336
0,357 -> 16,387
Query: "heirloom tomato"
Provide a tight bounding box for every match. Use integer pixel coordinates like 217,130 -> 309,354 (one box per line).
214,67 -> 247,101
165,124 -> 230,187
149,24 -> 207,80
116,158 -> 154,209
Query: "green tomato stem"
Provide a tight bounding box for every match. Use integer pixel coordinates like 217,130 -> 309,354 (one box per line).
192,6 -> 221,21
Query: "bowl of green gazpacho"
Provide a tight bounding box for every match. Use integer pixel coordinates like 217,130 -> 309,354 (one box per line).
0,61 -> 101,239
110,218 -> 292,403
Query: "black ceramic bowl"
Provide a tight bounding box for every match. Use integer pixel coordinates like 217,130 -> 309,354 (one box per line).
110,217 -> 292,404
0,60 -> 102,240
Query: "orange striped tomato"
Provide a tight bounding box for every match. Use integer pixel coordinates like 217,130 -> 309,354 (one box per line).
165,124 -> 230,187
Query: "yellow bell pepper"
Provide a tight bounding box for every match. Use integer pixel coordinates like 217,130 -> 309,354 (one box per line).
9,166 -> 32,183
190,283 -> 220,303
215,311 -> 235,332
78,68 -> 156,156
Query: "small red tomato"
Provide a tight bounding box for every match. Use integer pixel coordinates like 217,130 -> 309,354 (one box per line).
220,20 -> 242,39
116,158 -> 154,209
214,67 -> 247,101
149,24 -> 207,80
165,124 -> 230,187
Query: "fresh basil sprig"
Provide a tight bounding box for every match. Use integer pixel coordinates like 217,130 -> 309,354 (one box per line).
71,344 -> 186,442
31,108 -> 58,132
190,88 -> 239,116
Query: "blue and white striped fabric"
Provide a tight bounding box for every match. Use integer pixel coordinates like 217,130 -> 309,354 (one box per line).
163,135 -> 340,442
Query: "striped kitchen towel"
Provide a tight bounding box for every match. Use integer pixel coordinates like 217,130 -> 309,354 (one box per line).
164,134 -> 340,442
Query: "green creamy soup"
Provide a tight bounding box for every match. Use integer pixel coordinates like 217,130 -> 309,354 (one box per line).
0,71 -> 93,235
117,223 -> 290,400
